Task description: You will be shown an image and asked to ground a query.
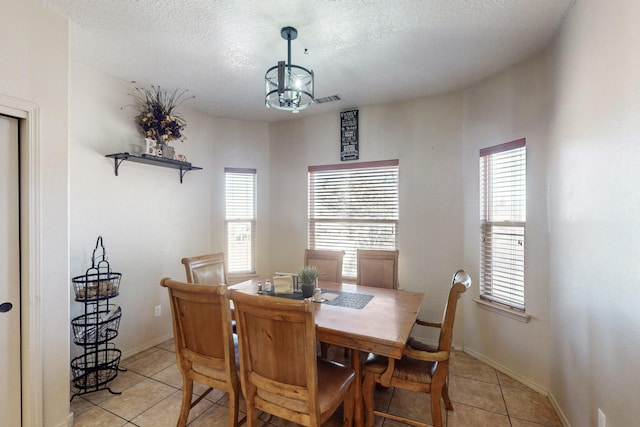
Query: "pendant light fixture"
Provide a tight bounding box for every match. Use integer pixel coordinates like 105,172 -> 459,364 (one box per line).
265,26 -> 314,113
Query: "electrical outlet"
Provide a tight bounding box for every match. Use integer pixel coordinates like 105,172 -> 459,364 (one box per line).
154,305 -> 161,317
598,408 -> 606,427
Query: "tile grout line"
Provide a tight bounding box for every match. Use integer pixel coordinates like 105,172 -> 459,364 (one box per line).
496,374 -> 515,427
74,342 -> 558,427
125,343 -> 241,426
72,345 -> 179,425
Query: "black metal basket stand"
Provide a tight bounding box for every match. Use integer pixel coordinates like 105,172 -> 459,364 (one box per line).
70,236 -> 126,400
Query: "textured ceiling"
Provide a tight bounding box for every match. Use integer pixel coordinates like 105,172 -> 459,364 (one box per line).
43,0 -> 574,122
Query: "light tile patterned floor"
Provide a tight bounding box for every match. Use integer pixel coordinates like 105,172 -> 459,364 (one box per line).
71,340 -> 562,426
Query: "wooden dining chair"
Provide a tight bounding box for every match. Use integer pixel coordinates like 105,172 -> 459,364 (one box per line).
304,249 -> 345,283
305,249 -> 345,358
181,252 -> 227,285
230,290 -> 355,427
356,249 -> 399,289
362,269 -> 471,427
160,278 -> 244,427
324,249 -> 401,360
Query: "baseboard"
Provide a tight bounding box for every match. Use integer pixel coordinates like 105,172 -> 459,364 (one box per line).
120,332 -> 174,360
461,347 -> 548,395
548,391 -> 571,427
460,347 -> 569,426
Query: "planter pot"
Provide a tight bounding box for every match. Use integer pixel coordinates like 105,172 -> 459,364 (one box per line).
301,283 -> 315,298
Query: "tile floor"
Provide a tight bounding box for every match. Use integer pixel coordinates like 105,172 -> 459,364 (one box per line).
71,340 -> 562,427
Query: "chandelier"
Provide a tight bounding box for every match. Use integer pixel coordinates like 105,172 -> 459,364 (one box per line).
265,26 -> 314,113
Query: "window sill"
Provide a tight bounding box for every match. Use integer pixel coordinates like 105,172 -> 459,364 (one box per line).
474,298 -> 531,323
227,273 -> 258,285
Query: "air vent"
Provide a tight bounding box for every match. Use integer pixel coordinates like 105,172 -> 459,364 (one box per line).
314,95 -> 341,104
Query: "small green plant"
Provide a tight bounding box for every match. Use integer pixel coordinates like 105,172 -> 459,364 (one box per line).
298,265 -> 321,285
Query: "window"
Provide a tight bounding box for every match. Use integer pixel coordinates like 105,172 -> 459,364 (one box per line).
479,139 -> 526,310
225,168 -> 256,275
308,160 -> 399,279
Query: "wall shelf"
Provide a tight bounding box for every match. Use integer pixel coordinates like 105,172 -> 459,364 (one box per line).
105,152 -> 202,183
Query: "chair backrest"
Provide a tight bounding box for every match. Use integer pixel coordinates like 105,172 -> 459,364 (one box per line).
437,269 -> 471,351
181,252 -> 227,284
160,278 -> 237,387
304,249 -> 345,283
356,249 -> 399,289
230,291 -> 322,425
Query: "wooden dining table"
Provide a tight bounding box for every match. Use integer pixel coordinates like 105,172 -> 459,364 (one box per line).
229,279 -> 425,427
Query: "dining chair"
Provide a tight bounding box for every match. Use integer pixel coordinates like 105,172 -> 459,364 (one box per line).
325,249 -> 401,360
362,269 -> 471,427
230,290 -> 355,427
305,249 -> 345,358
182,252 -> 239,333
181,252 -> 227,285
304,249 -> 345,283
160,278 -> 244,427
356,249 -> 399,289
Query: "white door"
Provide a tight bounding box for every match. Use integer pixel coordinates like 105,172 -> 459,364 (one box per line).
0,114 -> 21,426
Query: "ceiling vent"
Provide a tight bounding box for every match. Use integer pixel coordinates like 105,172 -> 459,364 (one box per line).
314,95 -> 341,104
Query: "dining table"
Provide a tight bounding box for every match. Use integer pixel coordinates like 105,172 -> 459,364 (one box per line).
229,278 -> 425,427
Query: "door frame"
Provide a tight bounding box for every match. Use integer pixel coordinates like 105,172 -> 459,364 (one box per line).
0,94 -> 43,427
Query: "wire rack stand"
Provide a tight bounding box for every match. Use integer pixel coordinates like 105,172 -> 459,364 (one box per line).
70,236 -> 126,401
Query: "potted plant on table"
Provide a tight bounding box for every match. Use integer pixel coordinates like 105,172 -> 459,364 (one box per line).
298,266 -> 320,298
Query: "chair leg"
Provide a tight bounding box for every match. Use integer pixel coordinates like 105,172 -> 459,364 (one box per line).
245,396 -> 260,427
442,382 -> 453,411
362,372 -> 376,427
430,385 -> 444,427
177,379 -> 193,427
342,382 -> 355,427
320,342 -> 329,359
228,390 -> 240,427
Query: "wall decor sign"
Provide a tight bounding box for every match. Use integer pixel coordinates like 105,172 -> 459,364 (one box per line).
340,109 -> 359,161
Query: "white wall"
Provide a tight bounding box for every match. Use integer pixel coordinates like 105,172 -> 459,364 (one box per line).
69,63 -> 271,358
268,94 -> 467,342
461,52 -> 552,392
547,0 -> 640,425
25,0 -> 640,425
1,1 -> 70,426
460,1 -> 640,424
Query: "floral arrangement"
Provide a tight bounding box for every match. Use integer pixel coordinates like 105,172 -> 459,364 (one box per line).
127,81 -> 194,143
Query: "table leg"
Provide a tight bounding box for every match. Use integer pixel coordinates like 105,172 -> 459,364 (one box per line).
351,349 -> 364,427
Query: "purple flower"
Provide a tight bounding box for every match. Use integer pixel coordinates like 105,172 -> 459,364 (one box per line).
125,82 -> 194,142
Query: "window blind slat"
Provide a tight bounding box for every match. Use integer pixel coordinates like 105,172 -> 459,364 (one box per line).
479,142 -> 526,311
225,170 -> 257,274
309,161 -> 399,278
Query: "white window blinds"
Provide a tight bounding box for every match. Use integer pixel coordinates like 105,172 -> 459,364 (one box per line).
225,168 -> 256,274
480,139 -> 526,310
308,160 -> 399,279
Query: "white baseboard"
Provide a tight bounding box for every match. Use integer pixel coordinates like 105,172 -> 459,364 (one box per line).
460,347 -> 569,426
548,391 -> 571,427
462,347 -> 548,395
120,333 -> 174,360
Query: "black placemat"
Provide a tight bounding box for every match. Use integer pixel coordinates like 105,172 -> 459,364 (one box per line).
322,290 -> 373,309
265,289 -> 373,310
